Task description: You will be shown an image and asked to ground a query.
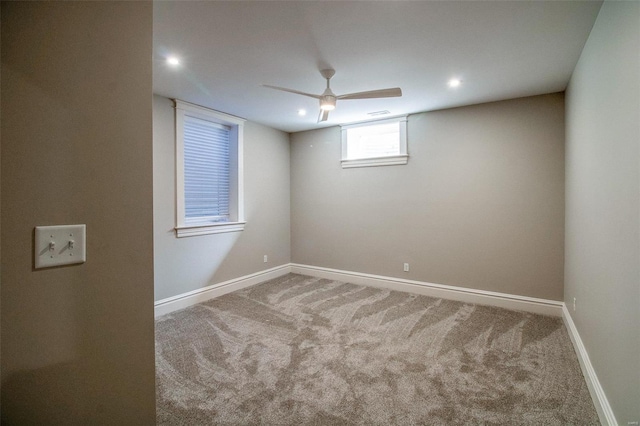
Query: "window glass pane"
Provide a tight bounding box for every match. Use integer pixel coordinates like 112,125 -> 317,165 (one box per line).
183,115 -> 230,222
346,122 -> 400,160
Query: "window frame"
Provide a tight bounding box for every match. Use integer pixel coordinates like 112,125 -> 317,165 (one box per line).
341,116 -> 408,169
174,100 -> 245,238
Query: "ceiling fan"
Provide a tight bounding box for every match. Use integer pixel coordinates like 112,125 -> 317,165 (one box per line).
263,69 -> 402,123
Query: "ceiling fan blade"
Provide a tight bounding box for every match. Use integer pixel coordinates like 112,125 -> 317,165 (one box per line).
262,85 -> 320,99
318,109 -> 330,123
337,87 -> 402,100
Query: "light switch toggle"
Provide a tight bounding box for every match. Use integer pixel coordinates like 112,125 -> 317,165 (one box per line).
35,225 -> 86,269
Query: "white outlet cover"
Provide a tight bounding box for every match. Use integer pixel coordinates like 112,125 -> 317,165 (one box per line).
35,224 -> 86,269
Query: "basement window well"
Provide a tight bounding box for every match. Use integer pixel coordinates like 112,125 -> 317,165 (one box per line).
341,116 -> 408,168
174,100 -> 246,237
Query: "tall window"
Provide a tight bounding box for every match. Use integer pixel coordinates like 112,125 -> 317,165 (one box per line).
183,116 -> 230,221
175,100 -> 245,237
341,116 -> 408,168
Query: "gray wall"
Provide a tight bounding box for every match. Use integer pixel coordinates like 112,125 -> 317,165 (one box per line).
154,95 -> 291,301
565,1 -> 640,423
291,94 -> 565,301
1,2 -> 156,424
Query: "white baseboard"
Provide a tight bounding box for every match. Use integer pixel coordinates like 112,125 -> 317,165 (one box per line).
291,263 -> 563,317
154,264 -> 292,317
155,262 -> 564,318
562,305 -> 617,426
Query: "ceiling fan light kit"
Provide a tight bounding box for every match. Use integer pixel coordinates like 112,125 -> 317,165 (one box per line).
320,96 -> 336,111
263,69 -> 402,123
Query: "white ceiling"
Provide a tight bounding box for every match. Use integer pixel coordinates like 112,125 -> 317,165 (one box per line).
153,1 -> 602,133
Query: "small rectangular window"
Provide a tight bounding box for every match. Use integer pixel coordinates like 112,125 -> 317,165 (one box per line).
341,116 -> 408,168
175,100 -> 245,237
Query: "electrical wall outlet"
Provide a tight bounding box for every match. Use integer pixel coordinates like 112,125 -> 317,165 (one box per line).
403,263 -> 409,272
264,255 -> 268,263
35,224 -> 86,269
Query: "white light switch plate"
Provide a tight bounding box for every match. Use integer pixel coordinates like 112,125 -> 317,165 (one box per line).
35,224 -> 86,269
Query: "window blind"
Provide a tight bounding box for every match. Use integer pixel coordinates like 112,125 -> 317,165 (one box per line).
183,115 -> 230,222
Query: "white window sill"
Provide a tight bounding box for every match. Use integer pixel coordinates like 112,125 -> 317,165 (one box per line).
175,221 -> 246,238
341,155 -> 408,169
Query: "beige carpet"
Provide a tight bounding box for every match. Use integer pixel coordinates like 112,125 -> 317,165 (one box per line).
155,273 -> 599,425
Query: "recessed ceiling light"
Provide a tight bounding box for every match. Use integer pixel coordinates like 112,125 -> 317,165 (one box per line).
167,56 -> 181,67
298,109 -> 307,116
448,78 -> 462,88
